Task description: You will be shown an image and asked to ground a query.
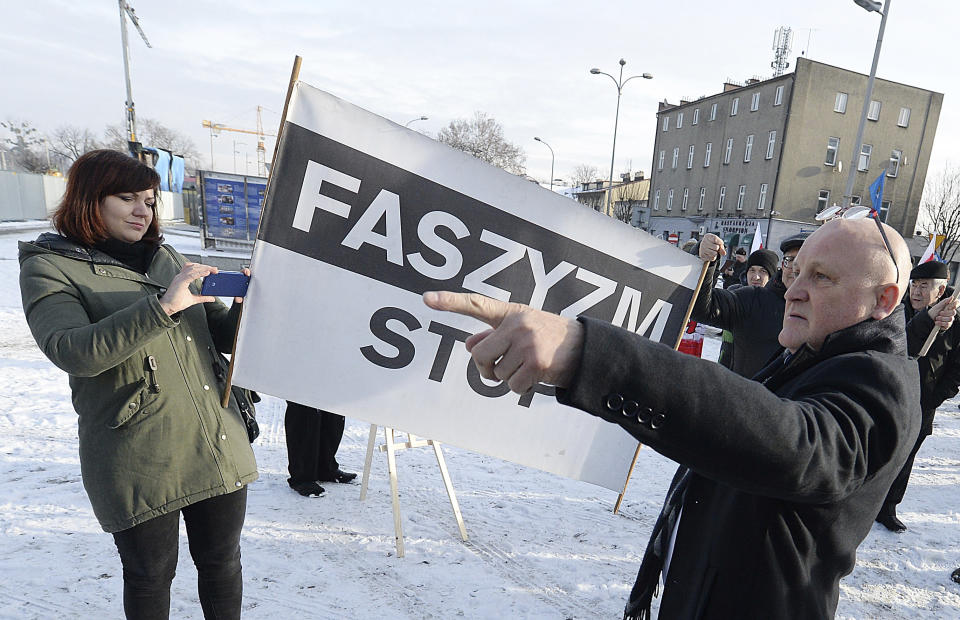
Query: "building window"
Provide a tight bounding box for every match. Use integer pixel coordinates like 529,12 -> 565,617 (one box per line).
817,190 -> 830,214
677,112 -> 684,128
698,187 -> 705,211
724,137 -> 734,164
693,108 -> 700,125
758,183 -> 768,210
687,145 -> 695,169
867,100 -> 881,121
704,142 -> 712,167
751,92 -> 760,111
851,195 -> 862,205
709,103 -> 718,121
667,189 -> 674,210
834,92 -> 848,113
663,116 -> 670,132
681,188 -> 689,211
825,137 -> 840,166
774,85 -> 784,106
888,149 -> 902,177
765,130 -> 776,160
658,150 -> 665,171
880,200 -> 891,222
731,97 -> 740,116
653,189 -> 660,210
718,186 -> 726,211
672,147 -> 679,169
744,134 -> 754,163
736,185 -> 746,211
858,144 -> 872,171
898,107 -> 911,128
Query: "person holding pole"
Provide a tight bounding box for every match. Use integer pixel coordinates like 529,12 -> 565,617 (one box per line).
423,217 -> 918,618
876,261 -> 960,532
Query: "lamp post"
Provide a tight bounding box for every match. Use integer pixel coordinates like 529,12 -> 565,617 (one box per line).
233,140 -> 246,174
843,0 -> 890,208
208,123 -> 224,170
591,59 -> 652,215
405,116 -> 428,128
533,137 -> 555,192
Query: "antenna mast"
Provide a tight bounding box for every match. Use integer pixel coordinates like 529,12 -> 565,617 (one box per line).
771,26 -> 793,77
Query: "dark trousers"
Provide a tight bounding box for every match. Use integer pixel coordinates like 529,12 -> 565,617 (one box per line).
111,487 -> 247,620
284,401 -> 345,484
883,431 -> 929,508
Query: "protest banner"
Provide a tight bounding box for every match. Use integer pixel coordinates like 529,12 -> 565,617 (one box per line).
231,82 -> 703,491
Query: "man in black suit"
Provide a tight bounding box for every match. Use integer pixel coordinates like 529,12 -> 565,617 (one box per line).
424,217 -> 919,618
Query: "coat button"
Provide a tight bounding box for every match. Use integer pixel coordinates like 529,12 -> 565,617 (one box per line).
128,402 -> 137,410
235,481 -> 243,488
622,400 -> 639,417
605,394 -> 624,411
651,412 -> 667,429
186,336 -> 192,342
159,288 -> 166,294
203,385 -> 210,391
220,434 -> 227,440
637,406 -> 653,424
98,268 -> 106,274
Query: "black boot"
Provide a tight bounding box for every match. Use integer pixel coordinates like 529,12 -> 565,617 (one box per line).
875,504 -> 906,533
951,568 -> 960,584
289,480 -> 325,497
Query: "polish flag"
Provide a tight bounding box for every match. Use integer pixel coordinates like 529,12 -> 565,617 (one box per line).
750,222 -> 763,253
919,236 -> 939,264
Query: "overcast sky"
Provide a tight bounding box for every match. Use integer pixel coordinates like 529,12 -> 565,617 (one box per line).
1,0 -> 955,186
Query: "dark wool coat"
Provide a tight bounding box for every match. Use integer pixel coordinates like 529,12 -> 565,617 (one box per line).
19,233 -> 258,533
690,259 -> 786,378
904,292 -> 960,435
558,308 -> 920,619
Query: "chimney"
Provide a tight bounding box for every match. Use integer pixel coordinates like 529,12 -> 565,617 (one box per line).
634,171 -> 645,181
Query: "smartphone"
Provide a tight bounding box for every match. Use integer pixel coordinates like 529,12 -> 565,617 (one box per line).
200,271 -> 250,297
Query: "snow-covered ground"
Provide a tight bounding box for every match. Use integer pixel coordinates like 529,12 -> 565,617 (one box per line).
2,223 -> 960,618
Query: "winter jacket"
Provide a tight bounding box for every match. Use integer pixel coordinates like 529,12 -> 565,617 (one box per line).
558,307 -> 920,618
690,259 -> 787,378
904,291 -> 960,436
19,233 -> 258,533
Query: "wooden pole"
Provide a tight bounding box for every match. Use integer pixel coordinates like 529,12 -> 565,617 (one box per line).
918,287 -> 960,357
221,55 -> 302,407
613,260 -> 712,514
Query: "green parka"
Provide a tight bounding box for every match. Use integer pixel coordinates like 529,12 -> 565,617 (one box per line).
19,233 -> 258,533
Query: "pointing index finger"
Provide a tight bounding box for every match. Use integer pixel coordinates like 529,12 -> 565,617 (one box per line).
423,291 -> 511,328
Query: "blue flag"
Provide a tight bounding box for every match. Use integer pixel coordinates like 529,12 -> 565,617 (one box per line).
868,172 -> 885,218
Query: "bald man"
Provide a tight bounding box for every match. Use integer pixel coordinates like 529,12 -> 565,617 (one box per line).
424,218 -> 920,619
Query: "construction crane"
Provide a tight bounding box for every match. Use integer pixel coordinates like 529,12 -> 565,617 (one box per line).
118,0 -> 151,146
202,106 -> 276,176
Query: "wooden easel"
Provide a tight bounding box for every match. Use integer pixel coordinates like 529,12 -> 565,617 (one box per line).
359,425 -> 468,557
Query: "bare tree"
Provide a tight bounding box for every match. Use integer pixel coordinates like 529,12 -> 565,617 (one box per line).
437,112 -> 526,175
1,119 -> 51,173
920,164 -> 960,264
104,118 -> 203,173
570,163 -> 600,189
612,180 -> 646,225
51,125 -> 101,164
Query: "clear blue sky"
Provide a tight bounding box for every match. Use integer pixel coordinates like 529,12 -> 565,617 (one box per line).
1,0 -> 954,186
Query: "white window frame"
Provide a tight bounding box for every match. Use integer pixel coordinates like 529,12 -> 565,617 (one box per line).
677,111 -> 684,128
880,200 -> 891,223
653,189 -> 660,210
758,183 -> 768,210
751,92 -> 760,111
737,184 -> 746,211
667,188 -> 674,211
774,85 -> 784,106
658,150 -> 665,171
834,92 -> 848,113
693,108 -> 700,125
851,195 -> 862,205
766,130 -> 776,159
888,149 -> 902,178
709,102 -> 718,121
867,100 -> 881,121
898,107 -> 911,128
817,190 -> 830,214
858,143 -> 872,172
724,137 -> 733,164
704,142 -> 712,167
825,136 -> 840,166
698,187 -> 705,211
663,116 -> 670,132
731,97 -> 740,116
681,187 -> 689,211
744,134 -> 754,163
718,186 -> 726,211
672,147 -> 679,169
687,145 -> 695,169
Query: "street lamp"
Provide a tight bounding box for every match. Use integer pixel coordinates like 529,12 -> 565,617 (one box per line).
233,140 -> 246,174
590,59 -> 653,215
405,116 -> 428,127
843,0 -> 890,208
533,136 -> 555,192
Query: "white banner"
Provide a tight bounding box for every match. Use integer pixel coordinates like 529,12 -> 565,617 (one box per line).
232,82 -> 703,491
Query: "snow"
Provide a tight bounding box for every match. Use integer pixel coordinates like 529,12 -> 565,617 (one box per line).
2,224 -> 960,618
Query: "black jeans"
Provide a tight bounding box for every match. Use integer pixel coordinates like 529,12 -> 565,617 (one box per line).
284,401 -> 345,484
111,487 -> 247,620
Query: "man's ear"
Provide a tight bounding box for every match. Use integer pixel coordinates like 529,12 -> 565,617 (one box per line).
872,284 -> 902,320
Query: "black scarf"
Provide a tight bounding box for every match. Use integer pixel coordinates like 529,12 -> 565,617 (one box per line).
93,238 -> 159,274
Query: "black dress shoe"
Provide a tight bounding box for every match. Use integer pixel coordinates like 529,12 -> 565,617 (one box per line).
875,510 -> 906,533
289,481 -> 325,497
951,568 -> 960,584
321,469 -> 358,484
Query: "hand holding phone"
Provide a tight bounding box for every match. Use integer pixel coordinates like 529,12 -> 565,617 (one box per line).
200,271 -> 250,297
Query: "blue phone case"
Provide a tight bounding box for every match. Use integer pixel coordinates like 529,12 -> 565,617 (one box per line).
200,271 -> 250,297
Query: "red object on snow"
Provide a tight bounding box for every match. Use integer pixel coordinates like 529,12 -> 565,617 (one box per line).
677,320 -> 704,357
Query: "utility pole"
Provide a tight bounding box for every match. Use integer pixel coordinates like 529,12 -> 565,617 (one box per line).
117,1 -> 151,150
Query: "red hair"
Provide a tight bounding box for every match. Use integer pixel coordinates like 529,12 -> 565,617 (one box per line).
53,149 -> 163,246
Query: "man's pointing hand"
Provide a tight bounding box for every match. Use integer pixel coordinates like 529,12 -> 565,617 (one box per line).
423,291 -> 584,394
